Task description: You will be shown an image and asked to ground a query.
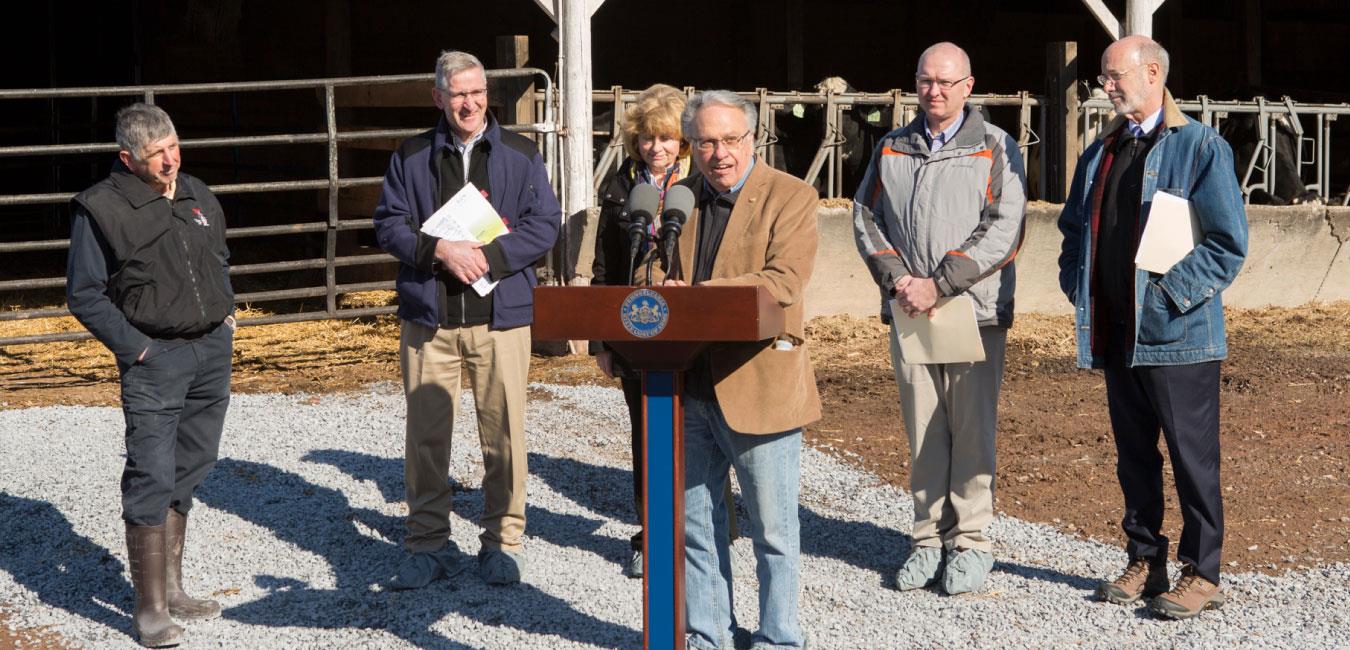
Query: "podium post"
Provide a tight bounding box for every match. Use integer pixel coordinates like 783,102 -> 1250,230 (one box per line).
533,285 -> 784,650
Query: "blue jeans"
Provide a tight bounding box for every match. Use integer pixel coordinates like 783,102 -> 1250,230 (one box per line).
683,397 -> 803,650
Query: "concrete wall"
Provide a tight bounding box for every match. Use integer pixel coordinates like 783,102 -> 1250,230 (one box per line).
807,203 -> 1350,319
571,203 -> 1350,319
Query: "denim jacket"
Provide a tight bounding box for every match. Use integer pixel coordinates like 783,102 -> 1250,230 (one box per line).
1057,91 -> 1248,368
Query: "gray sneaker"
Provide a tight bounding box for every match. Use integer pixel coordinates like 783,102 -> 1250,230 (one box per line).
477,549 -> 523,585
622,550 -> 644,579
387,542 -> 461,590
894,546 -> 945,591
942,548 -> 994,595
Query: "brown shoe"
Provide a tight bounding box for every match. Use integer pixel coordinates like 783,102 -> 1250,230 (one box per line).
1097,557 -> 1168,605
1151,566 -> 1225,620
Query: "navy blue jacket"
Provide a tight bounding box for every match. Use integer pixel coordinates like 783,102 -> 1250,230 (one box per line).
373,113 -> 560,330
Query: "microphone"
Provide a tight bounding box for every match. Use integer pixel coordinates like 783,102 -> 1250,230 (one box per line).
623,183 -> 660,283
658,184 -> 695,269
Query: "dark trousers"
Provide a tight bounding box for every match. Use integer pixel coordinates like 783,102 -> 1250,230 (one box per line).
118,322 -> 233,526
1104,356 -> 1224,584
620,375 -> 644,551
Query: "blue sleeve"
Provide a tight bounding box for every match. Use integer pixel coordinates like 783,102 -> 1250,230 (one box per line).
373,150 -> 437,273
65,210 -> 151,366
1056,149 -> 1093,305
1157,134 -> 1249,313
482,152 -> 561,277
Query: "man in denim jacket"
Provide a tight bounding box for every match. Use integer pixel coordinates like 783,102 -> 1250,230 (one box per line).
1058,35 -> 1247,620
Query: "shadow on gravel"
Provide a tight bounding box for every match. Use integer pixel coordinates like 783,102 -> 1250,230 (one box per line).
0,493 -> 131,637
526,452 -> 921,584
993,560 -> 1099,592
200,456 -> 639,648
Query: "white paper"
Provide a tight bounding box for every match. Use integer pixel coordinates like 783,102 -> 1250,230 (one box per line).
1135,191 -> 1201,274
889,295 -> 986,364
420,182 -> 509,296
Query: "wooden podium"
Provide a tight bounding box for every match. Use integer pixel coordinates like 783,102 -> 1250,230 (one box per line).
532,285 -> 785,650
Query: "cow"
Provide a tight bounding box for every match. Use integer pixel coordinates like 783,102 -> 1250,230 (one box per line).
1220,111 -> 1322,205
768,77 -> 893,199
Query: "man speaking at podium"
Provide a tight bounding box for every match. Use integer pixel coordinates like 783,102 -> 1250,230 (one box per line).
664,90 -> 820,650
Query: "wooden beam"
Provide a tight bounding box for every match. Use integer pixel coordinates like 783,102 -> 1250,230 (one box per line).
1045,42 -> 1080,203
494,35 -> 536,132
533,0 -> 605,22
1082,0 -> 1122,40
560,0 -> 594,246
1126,0 -> 1164,37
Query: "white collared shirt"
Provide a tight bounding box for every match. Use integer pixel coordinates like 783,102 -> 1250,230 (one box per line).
450,128 -> 485,182
925,110 -> 966,153
1128,107 -> 1163,138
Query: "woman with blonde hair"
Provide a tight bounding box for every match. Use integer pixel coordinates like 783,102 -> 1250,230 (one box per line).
591,83 -> 693,578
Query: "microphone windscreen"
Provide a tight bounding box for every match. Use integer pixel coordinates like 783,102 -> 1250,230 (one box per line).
662,184 -> 696,225
625,183 -> 661,223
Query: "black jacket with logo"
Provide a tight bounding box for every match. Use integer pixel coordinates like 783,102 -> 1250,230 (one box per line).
66,164 -> 234,366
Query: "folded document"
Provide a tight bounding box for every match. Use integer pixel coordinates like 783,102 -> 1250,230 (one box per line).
1135,190 -> 1201,274
420,182 -> 509,296
889,295 -> 986,364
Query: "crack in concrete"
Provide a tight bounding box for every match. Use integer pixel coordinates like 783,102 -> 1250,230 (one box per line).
1314,209 -> 1347,300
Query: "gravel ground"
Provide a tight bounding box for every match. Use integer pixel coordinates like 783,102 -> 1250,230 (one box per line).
1,383 -> 1347,649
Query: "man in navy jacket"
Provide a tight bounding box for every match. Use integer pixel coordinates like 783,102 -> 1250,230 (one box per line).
373,50 -> 560,590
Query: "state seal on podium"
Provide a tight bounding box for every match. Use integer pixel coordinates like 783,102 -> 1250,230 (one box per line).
620,288 -> 669,338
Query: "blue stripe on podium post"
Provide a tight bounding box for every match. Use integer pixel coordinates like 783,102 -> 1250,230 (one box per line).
644,370 -> 677,649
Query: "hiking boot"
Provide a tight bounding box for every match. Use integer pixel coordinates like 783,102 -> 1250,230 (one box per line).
1151,565 -> 1225,620
942,548 -> 994,595
126,523 -> 184,647
893,546 -> 945,591
1097,557 -> 1169,605
164,509 -> 221,621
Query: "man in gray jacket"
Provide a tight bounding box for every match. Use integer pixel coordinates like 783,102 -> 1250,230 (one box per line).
852,42 -> 1026,595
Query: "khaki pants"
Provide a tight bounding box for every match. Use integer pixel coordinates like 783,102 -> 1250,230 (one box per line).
888,325 -> 1006,552
400,319 -> 530,554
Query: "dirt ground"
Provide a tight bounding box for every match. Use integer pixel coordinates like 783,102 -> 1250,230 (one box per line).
2,301 -> 1347,579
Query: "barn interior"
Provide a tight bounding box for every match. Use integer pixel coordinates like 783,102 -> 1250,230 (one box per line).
2,0 -> 1347,318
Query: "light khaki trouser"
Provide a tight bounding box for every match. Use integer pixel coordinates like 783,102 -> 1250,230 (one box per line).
888,325 -> 1006,553
400,319 -> 530,554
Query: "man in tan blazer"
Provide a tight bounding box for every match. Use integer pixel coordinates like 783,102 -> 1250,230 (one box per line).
665,90 -> 820,650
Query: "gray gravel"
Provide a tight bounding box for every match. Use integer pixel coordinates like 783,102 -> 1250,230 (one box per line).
1,382 -> 1347,649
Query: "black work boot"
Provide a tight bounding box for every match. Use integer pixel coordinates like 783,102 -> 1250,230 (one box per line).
126,523 -> 184,647
165,509 -> 222,620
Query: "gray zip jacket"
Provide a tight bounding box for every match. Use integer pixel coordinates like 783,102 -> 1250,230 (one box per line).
852,107 -> 1027,326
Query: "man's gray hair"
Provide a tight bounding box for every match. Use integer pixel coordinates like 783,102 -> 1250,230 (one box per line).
681,90 -> 757,140
435,50 -> 485,90
115,103 -> 176,162
1137,39 -> 1171,84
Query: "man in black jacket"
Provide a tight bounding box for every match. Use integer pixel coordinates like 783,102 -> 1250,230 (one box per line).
66,103 -> 233,648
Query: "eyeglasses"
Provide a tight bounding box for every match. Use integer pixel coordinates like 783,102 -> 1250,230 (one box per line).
915,76 -> 970,91
694,130 -> 750,152
1096,65 -> 1143,87
441,88 -> 487,104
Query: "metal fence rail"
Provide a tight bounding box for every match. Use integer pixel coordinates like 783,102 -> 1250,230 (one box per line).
6,74 -> 1347,348
1080,96 -> 1350,205
589,87 -> 1048,201
0,69 -> 557,347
